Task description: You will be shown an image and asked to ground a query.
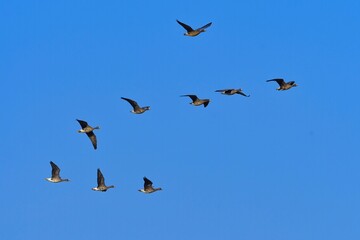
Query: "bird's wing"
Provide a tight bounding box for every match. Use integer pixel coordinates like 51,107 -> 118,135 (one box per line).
181,95 -> 198,102
121,97 -> 140,110
97,169 -> 105,187
237,91 -> 250,97
50,161 -> 60,178
143,177 -> 153,187
267,78 -> 285,86
196,22 -> 212,31
176,20 -> 194,32
287,81 -> 296,85
143,177 -> 154,191
76,119 -> 88,129
203,100 -> 210,108
215,89 -> 230,93
86,131 -> 97,150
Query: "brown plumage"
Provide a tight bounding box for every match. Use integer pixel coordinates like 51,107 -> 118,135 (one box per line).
45,161 -> 69,183
176,20 -> 212,37
121,97 -> 150,114
215,88 -> 250,97
76,119 -> 99,150
181,94 -> 210,107
138,177 -> 162,194
92,168 -> 115,192
266,78 -> 298,91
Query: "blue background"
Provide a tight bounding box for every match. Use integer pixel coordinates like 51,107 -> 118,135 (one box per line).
1,0 -> 360,239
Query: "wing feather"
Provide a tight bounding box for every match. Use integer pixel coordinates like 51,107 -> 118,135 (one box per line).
50,161 -> 60,178
181,95 -> 198,102
86,131 -> 97,150
197,22 -> 212,31
176,20 -> 194,32
97,169 -> 105,187
76,119 -> 88,129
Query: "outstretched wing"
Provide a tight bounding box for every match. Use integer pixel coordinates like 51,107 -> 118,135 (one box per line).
267,78 -> 285,87
181,95 -> 198,102
86,131 -> 97,150
50,161 -> 60,178
196,22 -> 212,31
97,169 -> 105,187
121,97 -> 140,110
176,20 -> 194,32
143,177 -> 153,188
215,89 -> 231,93
76,119 -> 88,129
287,81 -> 296,85
203,100 -> 210,108
237,91 -> 250,97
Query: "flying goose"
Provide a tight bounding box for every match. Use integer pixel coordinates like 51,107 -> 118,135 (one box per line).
121,97 -> 150,114
92,168 -> 115,192
76,119 -> 99,150
45,161 -> 69,183
181,94 -> 210,107
176,19 -> 212,37
138,177 -> 162,194
266,78 -> 298,91
215,88 -> 250,97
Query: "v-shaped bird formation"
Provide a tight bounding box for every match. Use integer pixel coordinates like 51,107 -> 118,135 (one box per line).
45,19 -> 298,194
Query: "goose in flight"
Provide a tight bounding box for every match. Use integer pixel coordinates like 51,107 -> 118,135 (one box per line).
215,88 -> 250,97
76,119 -> 99,150
138,177 -> 162,194
266,78 -> 298,91
176,19 -> 212,37
92,168 -> 115,192
121,97 -> 150,114
181,94 -> 210,107
45,161 -> 69,183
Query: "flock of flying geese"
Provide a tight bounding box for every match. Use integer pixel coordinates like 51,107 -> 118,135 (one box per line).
44,20 -> 298,194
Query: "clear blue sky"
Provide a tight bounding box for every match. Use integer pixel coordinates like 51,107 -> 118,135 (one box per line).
1,0 -> 360,239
